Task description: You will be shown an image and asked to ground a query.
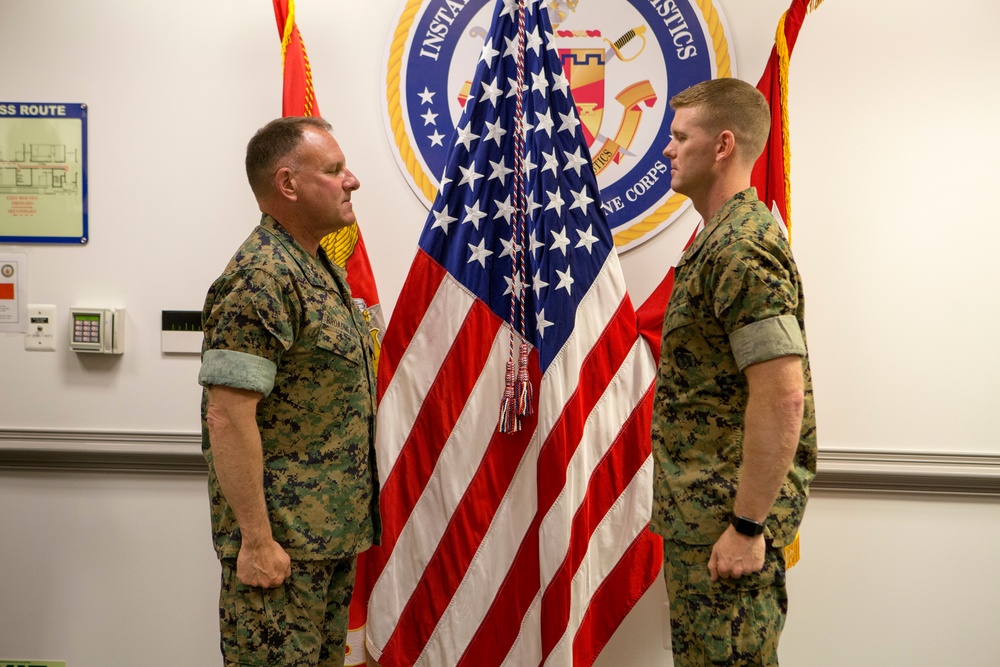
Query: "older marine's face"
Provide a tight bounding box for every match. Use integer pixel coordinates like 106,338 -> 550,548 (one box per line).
292,127 -> 361,236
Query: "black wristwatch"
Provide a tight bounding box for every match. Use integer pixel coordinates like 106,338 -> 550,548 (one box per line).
730,514 -> 766,537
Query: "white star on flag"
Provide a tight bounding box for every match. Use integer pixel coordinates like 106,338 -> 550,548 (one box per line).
531,71 -> 549,98
549,225 -> 570,254
529,228 -> 544,257
431,207 -> 456,235
455,122 -> 479,151
481,41 -> 501,66
489,156 -> 514,184
535,109 -> 555,136
532,266 -> 549,295
563,147 -> 589,176
464,201 -> 488,230
505,76 -> 528,99
493,194 -> 515,223
536,307 -> 553,337
499,235 -> 523,259
485,118 -> 507,145
459,163 -> 484,188
526,25 -> 544,55
555,265 -> 574,294
503,35 -> 519,58
552,71 -> 569,96
570,185 -> 594,214
558,110 -> 580,135
541,148 -> 559,176
575,224 -> 600,252
545,187 -> 565,217
480,77 -> 503,106
503,271 -> 526,298
467,237 -> 493,267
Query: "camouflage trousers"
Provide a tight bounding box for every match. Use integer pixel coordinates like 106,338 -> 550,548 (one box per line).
219,555 -> 357,667
662,541 -> 787,666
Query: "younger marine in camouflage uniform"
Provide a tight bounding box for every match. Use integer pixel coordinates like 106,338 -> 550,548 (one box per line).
200,117 -> 379,667
652,79 -> 817,666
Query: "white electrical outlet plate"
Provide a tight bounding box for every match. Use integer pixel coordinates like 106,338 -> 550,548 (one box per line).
25,304 -> 57,351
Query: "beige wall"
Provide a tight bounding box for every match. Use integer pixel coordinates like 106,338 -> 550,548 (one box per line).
3,472 -> 998,666
2,0 -> 999,664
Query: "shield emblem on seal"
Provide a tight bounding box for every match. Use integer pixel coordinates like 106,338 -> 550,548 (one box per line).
560,48 -> 605,148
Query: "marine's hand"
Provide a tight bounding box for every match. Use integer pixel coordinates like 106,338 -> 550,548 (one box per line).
236,537 -> 291,588
708,526 -> 765,582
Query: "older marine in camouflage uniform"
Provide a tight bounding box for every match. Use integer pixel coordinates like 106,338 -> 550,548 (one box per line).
652,79 -> 816,666
200,117 -> 379,667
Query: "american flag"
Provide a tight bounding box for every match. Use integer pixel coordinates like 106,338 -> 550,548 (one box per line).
363,0 -> 662,664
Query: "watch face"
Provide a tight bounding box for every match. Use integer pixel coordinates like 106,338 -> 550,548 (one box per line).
732,515 -> 765,537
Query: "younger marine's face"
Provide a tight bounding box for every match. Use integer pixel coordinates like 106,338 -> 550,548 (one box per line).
662,106 -> 719,199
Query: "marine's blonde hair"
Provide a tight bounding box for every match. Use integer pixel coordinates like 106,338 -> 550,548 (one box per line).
670,78 -> 770,164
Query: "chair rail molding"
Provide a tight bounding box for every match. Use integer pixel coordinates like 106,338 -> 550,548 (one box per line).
2,428 -> 999,496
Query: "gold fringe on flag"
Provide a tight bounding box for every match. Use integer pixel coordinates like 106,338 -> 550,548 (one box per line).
775,0 -> 825,244
784,532 -> 801,568
280,0 -> 297,60
777,0 -> 825,566
774,12 -> 793,242
320,219 -> 359,269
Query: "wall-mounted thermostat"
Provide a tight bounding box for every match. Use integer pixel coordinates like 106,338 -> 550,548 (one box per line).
161,310 -> 203,354
70,307 -> 125,354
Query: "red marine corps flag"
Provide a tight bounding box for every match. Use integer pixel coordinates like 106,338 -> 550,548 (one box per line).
358,0 -> 662,664
751,0 -> 825,244
269,3 -> 384,664
272,0 -> 317,118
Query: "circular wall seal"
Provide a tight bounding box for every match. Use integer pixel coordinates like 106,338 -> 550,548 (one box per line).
384,0 -> 735,252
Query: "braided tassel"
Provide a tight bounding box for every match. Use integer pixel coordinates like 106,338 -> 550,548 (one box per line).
499,357 -> 520,433
516,341 -> 533,417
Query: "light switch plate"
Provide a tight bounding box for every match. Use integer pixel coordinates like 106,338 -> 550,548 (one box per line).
25,303 -> 57,351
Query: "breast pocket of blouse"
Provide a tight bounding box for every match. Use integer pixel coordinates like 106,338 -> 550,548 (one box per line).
277,308 -> 365,417
661,298 -> 700,372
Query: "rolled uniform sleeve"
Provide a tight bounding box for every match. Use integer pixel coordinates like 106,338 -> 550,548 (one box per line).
199,268 -> 298,396
730,315 -> 806,371
710,239 -> 806,370
199,350 -> 277,396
